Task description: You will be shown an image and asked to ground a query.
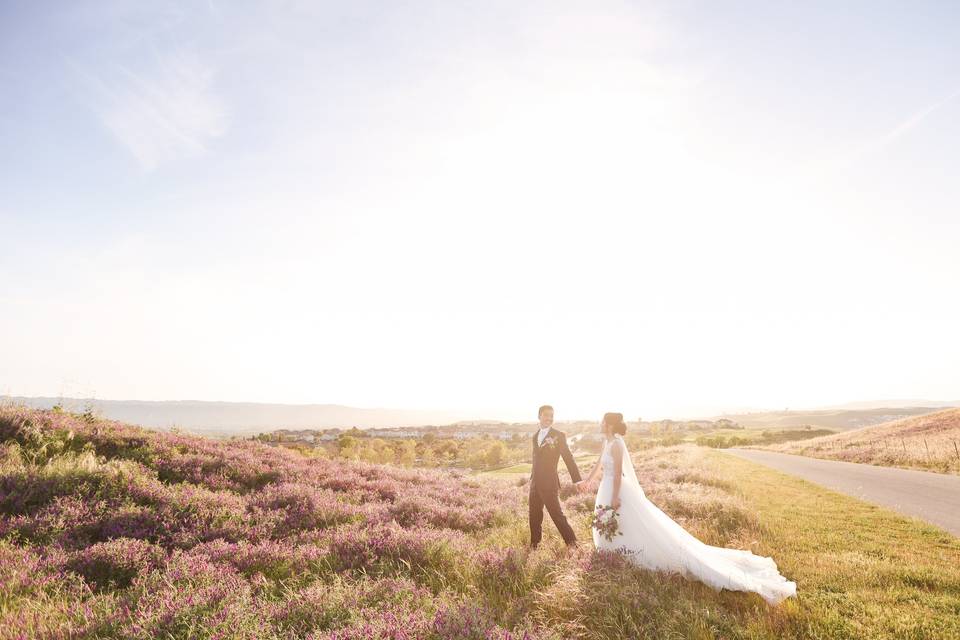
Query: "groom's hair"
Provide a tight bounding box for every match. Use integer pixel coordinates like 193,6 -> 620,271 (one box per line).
538,405 -> 553,417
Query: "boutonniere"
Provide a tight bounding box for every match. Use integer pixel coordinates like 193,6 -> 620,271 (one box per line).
542,436 -> 557,449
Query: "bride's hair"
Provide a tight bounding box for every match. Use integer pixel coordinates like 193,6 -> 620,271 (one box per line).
604,412 -> 627,436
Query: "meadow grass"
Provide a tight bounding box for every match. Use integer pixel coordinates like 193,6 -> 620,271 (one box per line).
704,452 -> 960,639
484,446 -> 960,639
2,407 -> 958,639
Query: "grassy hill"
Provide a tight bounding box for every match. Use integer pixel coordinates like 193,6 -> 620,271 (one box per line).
0,396 -> 468,435
715,406 -> 950,431
758,408 -> 960,474
1,406 -> 958,639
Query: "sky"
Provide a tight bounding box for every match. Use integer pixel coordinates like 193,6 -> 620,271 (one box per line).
2,1 -> 959,421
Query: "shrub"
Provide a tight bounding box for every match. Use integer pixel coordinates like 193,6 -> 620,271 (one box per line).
323,521 -> 468,584
190,538 -> 329,583
122,553 -> 270,640
65,537 -> 166,589
269,577 -> 432,637
248,482 -> 361,534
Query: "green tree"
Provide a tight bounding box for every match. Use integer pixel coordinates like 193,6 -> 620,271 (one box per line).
337,435 -> 358,459
396,440 -> 416,466
485,441 -> 506,468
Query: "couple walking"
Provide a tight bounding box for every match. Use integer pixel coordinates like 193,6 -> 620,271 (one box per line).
528,405 -> 797,605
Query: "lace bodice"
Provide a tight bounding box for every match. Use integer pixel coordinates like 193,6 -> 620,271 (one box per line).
600,438 -> 617,479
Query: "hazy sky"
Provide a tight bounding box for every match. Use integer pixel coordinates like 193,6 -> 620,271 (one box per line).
2,1 -> 959,421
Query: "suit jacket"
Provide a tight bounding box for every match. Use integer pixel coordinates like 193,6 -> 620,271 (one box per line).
530,427 -> 582,494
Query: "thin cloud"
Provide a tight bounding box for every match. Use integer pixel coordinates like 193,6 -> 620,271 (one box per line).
871,87 -> 960,152
814,88 -> 960,180
74,48 -> 228,170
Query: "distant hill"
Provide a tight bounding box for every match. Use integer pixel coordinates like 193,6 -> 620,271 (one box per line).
0,396 -> 466,435
816,400 -> 960,411
760,408 -> 960,474
715,406 -> 953,431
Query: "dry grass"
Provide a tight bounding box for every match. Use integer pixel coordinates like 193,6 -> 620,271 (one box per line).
512,444 -> 960,639
5,407 -> 959,639
758,408 -> 960,474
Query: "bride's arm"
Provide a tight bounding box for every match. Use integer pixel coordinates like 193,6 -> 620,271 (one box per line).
582,456 -> 602,486
611,440 -> 624,509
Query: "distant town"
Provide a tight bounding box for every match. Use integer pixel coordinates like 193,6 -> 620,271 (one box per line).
255,418 -> 742,446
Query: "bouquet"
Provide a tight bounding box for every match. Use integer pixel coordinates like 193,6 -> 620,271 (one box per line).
591,504 -> 622,542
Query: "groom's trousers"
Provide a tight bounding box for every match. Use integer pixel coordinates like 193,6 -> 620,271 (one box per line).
529,484 -> 577,546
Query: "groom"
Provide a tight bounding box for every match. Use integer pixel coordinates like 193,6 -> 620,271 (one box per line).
529,404 -> 582,548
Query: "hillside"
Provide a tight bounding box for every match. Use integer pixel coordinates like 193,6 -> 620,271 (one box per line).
1,396 -> 467,434
0,406 -> 530,639
758,408 -> 960,474
816,399 -> 960,411
1,406 -> 958,639
715,406 -> 950,431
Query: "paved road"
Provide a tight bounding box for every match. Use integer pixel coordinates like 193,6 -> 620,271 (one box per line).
723,448 -> 960,537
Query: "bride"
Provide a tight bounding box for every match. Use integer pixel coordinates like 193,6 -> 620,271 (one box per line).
580,412 -> 797,605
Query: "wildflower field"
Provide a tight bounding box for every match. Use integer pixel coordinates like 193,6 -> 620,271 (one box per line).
1,407 -> 958,639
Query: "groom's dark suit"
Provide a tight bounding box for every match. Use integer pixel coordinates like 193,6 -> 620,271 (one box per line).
529,427 -> 582,547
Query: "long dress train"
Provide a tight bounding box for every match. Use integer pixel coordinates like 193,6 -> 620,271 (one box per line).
593,436 -> 796,605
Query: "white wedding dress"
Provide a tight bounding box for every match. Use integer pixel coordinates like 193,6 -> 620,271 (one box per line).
593,435 -> 796,605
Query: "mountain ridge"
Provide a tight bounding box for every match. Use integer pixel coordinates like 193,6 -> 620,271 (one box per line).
0,396 -> 467,434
